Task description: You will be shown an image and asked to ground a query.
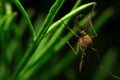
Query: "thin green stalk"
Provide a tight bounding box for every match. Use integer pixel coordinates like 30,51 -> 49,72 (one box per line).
0,15 -> 9,27
11,1 -> 96,80
6,9 -> 35,65
72,0 -> 82,9
5,3 -> 12,15
0,0 -> 3,18
0,3 -> 17,79
0,12 -> 17,67
40,51 -> 76,80
54,9 -> 96,53
16,0 -> 82,79
18,1 -> 96,80
4,12 -> 17,31
33,0 -> 82,66
35,0 -> 65,43
11,0 -> 64,80
13,0 -> 35,39
47,2 -> 96,33
43,12 -> 96,79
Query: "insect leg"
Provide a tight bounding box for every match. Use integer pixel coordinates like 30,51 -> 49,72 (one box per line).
60,18 -> 80,38
48,32 -> 79,55
90,47 -> 97,52
73,15 -> 84,33
79,46 -> 87,72
88,20 -> 97,38
89,3 -> 97,38
66,26 -> 80,38
80,46 -> 86,55
92,3 -> 96,13
90,47 -> 100,63
79,54 -> 84,72
66,40 -> 79,55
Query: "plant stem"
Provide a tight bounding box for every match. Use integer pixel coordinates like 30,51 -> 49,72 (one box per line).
13,0 -> 35,39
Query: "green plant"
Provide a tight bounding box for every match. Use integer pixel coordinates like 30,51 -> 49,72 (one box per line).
0,0 -> 120,80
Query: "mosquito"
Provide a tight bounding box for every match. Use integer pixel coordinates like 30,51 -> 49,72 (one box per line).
61,13 -> 120,80
65,14 -> 97,72
57,4 -> 97,72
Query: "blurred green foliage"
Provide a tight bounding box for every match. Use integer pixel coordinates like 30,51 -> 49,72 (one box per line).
0,0 -> 120,80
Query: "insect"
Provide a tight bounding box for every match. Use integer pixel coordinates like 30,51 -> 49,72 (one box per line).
58,4 -> 97,72
65,13 -> 97,72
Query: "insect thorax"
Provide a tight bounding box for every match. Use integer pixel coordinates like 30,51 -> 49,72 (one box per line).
78,34 -> 93,48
